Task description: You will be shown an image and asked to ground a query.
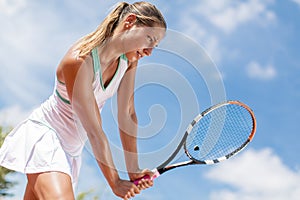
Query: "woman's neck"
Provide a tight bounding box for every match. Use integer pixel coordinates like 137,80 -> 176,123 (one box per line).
97,34 -> 124,68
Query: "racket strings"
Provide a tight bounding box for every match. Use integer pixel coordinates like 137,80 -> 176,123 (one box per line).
185,103 -> 254,162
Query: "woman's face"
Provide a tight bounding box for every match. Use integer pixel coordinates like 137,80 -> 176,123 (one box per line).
122,25 -> 166,62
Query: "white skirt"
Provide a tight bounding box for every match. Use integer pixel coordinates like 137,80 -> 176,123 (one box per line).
0,119 -> 81,190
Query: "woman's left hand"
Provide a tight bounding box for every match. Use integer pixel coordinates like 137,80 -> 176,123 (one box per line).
129,169 -> 154,190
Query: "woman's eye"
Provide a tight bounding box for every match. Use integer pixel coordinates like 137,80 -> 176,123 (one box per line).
146,35 -> 159,48
147,35 -> 153,43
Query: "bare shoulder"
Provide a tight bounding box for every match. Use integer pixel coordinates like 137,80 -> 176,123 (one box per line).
56,46 -> 93,82
59,47 -> 89,70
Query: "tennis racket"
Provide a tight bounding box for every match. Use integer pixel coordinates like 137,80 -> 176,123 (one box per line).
134,100 -> 256,185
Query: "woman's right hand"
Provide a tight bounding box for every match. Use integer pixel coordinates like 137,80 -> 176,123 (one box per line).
112,178 -> 141,200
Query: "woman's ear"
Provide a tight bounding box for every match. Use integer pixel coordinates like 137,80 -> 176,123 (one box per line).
124,14 -> 137,29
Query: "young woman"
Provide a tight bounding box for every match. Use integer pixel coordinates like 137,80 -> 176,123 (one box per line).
0,2 -> 167,199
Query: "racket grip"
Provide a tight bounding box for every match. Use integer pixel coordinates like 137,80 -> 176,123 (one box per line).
133,168 -> 160,185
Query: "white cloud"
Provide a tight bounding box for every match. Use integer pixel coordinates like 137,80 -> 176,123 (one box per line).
0,3 -> 62,107
0,0 -> 26,16
195,0 -> 276,33
0,105 -> 31,127
246,61 -> 277,80
0,1 -> 110,108
292,0 -> 300,6
205,148 -> 300,200
178,0 -> 276,65
178,18 -> 222,64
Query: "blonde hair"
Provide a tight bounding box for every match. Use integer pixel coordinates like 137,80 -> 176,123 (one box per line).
76,1 -> 167,57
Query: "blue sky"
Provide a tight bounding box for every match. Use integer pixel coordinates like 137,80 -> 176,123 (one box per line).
0,0 -> 300,199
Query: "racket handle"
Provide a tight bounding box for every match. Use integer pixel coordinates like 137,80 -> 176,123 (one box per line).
133,168 -> 160,185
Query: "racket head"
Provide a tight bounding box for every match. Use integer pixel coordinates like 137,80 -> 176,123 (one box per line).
184,100 -> 256,164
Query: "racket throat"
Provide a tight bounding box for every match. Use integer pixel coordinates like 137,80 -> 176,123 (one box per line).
159,160 -> 198,175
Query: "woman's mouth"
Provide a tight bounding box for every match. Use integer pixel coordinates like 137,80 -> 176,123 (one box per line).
137,51 -> 143,58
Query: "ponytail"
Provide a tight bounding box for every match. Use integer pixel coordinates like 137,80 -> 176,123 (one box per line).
76,2 -> 129,57
76,2 -> 166,57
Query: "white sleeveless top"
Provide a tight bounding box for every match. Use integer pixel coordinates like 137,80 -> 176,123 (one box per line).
0,48 -> 128,187
32,48 -> 128,156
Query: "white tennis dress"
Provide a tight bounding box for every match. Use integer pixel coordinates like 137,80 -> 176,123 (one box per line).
0,48 -> 128,189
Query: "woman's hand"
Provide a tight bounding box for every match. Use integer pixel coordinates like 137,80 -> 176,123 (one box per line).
112,178 -> 140,200
129,169 -> 154,190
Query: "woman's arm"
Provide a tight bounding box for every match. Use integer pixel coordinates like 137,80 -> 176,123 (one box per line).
117,61 -> 139,176
58,52 -> 139,198
117,61 -> 154,184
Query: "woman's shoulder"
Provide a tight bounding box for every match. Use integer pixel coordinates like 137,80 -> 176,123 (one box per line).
62,46 -> 89,67
56,46 -> 93,82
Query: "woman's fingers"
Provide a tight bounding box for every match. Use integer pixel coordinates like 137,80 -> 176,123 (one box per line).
137,178 -> 154,190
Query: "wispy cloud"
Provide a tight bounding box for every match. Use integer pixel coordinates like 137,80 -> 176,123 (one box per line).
0,0 -> 26,16
246,61 -> 277,80
205,148 -> 300,200
291,0 -> 300,6
178,0 -> 276,64
178,12 -> 222,63
0,1 -> 64,107
0,1 -> 110,108
194,0 -> 276,34
0,105 -> 31,127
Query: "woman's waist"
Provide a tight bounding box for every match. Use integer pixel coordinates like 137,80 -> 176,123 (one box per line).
29,96 -> 87,156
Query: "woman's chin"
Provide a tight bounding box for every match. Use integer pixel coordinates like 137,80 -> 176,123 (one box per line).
125,53 -> 139,62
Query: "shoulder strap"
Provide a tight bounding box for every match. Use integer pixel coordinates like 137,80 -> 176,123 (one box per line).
120,54 -> 128,62
91,48 -> 100,73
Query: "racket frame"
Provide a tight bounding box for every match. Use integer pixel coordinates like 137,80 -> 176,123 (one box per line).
157,100 -> 256,174
134,100 -> 256,184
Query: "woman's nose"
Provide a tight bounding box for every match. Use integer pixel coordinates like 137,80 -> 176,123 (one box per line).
143,48 -> 153,56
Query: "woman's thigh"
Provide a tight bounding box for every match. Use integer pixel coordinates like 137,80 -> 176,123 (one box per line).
26,171 -> 74,200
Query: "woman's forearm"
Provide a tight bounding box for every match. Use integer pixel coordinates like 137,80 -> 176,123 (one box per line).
119,112 -> 139,176
117,62 -> 140,177
87,130 -> 120,188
